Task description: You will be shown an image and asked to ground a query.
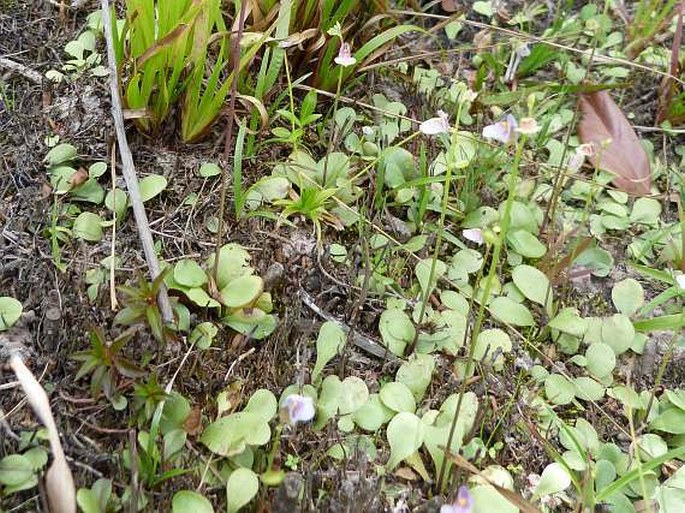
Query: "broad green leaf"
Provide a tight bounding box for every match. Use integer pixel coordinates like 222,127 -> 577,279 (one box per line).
450,132 -> 476,168
0,455 -> 33,486
105,188 -> 128,219
379,308 -> 415,356
73,212 -> 103,241
244,389 -> 277,423
312,321 -> 346,382
353,394 -> 394,432
220,275 -> 263,308
611,278 -> 644,316
490,296 -> 535,327
574,247 -> 614,277
601,314 -> 635,354
585,342 -> 616,378
545,374 -> 575,405
184,288 -> 221,308
174,259 -> 207,288
379,382 -> 416,413
396,354 -> 435,402
549,308 -> 587,337
0,296 -> 22,331
507,230 -> 547,258
207,243 -> 252,289
512,264 -> 552,306
386,412 -> 424,470
139,174 -> 167,202
172,490 -> 213,513
45,143 -> 77,166
89,162 -> 107,178
573,377 -> 605,401
226,468 -> 258,513
338,376 -> 369,415
315,375 -> 341,430
534,463 -> 571,498
630,197 -> 661,225
650,408 -> 685,434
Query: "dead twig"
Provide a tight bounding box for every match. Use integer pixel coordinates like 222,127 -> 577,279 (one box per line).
100,0 -> 173,322
299,288 -> 400,363
0,57 -> 43,83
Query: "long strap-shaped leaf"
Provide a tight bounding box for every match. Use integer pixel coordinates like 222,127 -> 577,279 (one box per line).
577,91 -> 651,196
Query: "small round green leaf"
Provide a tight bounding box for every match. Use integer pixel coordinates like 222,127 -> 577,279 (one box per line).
386,412 -> 424,470
0,455 -> 34,486
44,143 -> 77,166
544,374 -> 575,405
507,230 -> 547,258
490,296 -> 535,327
139,174 -> 167,202
534,463 -> 571,497
174,259 -> 207,288
611,278 -> 644,316
585,342 -> 616,378
172,490 -> 214,513
512,264 -> 552,306
73,212 -> 103,241
338,376 -> 369,415
379,381 -> 416,413
0,296 -> 22,331
601,314 -> 635,355
226,468 -> 258,513
353,394 -> 394,432
220,275 -> 264,308
199,162 -> 222,177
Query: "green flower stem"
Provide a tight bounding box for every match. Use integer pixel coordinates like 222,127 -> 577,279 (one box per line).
436,134 -> 527,492
323,65 -> 345,185
408,103 -> 463,355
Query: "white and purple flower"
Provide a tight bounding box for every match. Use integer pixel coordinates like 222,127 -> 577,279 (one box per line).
482,114 -> 518,144
441,485 -> 473,513
282,394 -> 315,426
420,110 -> 451,135
334,42 -> 357,67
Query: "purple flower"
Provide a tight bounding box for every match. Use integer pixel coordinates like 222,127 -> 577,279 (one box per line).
282,394 -> 315,426
441,485 -> 473,513
334,43 -> 357,67
482,114 -> 517,144
420,110 -> 451,135
462,228 -> 484,245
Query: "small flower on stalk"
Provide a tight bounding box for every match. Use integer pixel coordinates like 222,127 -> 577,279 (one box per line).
482,114 -> 518,144
515,117 -> 541,135
282,394 -> 315,426
568,142 -> 595,171
441,485 -> 473,513
420,110 -> 451,135
334,42 -> 357,67
504,42 -> 531,82
462,228 -> 484,245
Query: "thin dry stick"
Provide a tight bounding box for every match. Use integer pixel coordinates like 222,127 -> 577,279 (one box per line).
100,0 -> 173,322
212,0 -> 248,283
0,57 -> 43,83
109,141 -> 119,311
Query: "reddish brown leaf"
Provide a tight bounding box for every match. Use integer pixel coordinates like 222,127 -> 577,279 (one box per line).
577,91 -> 651,195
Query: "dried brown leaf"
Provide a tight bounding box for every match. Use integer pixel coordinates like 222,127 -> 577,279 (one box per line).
577,91 -> 651,195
